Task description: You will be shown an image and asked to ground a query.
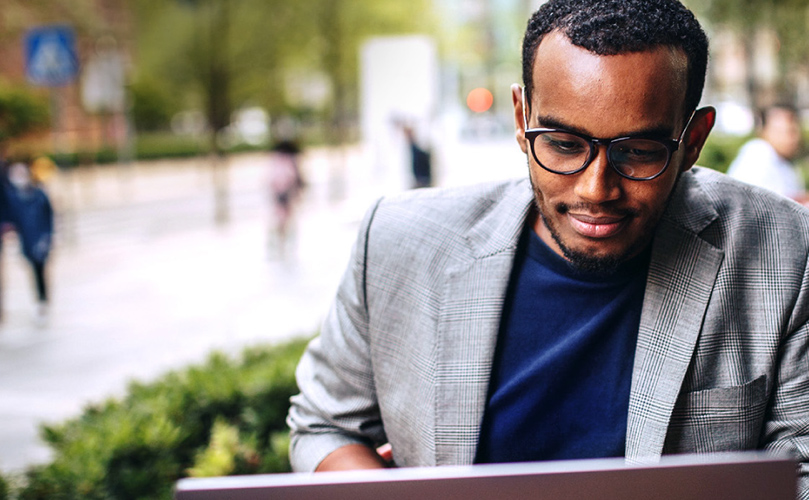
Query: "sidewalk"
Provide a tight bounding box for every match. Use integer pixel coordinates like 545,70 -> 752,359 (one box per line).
0,138 -> 525,472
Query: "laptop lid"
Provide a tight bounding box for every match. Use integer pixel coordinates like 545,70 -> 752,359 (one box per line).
174,451 -> 796,500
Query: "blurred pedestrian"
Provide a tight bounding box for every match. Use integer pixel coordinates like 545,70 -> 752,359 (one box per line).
401,123 -> 433,188
267,136 -> 305,259
30,155 -> 58,186
5,161 -> 54,321
726,104 -> 808,204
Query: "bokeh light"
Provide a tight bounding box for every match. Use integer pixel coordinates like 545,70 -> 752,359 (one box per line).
466,87 -> 493,113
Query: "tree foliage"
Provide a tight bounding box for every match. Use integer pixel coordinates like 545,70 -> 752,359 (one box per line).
687,0 -> 809,105
0,0 -> 103,41
129,0 -> 436,142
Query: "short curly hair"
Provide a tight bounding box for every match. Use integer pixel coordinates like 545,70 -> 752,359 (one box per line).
522,0 -> 708,115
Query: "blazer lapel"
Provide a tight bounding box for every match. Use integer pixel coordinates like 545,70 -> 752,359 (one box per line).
626,171 -> 724,460
434,180 -> 533,465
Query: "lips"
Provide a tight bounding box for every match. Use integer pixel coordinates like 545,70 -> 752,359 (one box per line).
567,212 -> 628,239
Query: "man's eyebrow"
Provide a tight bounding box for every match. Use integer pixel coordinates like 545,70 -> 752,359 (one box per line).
534,114 -> 676,140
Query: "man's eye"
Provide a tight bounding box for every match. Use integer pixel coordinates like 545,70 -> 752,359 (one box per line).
614,142 -> 667,163
553,140 -> 581,151
628,148 -> 656,157
540,134 -> 585,154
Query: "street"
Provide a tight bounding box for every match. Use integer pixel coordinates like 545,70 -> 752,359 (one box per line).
0,138 -> 525,472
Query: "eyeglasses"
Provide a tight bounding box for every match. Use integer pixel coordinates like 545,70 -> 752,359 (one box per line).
522,88 -> 694,181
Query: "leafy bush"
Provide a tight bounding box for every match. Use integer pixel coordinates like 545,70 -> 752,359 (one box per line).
0,81 -> 50,146
49,134 -> 206,168
134,133 -> 208,161
697,133 -> 749,173
47,132 -> 272,168
10,336 -> 309,500
0,474 -> 8,500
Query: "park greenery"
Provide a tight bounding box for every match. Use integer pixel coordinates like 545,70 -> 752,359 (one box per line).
0,81 -> 49,150
0,0 -> 106,151
0,336 -> 310,500
3,0 -> 809,161
1,0 -> 436,154
129,0 -> 435,151
687,0 -> 809,106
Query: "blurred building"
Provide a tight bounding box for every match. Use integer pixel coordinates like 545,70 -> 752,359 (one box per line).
0,0 -> 133,159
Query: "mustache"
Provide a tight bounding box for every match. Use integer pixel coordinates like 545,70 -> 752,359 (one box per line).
554,202 -> 639,218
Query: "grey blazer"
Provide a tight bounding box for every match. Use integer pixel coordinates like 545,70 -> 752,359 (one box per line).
288,167 -> 809,498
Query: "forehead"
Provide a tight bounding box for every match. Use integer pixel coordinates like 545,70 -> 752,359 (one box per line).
530,31 -> 689,133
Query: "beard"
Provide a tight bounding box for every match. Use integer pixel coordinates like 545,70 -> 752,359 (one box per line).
539,207 -> 630,275
528,167 -> 680,276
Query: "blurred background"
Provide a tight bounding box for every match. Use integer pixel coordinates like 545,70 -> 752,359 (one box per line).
1,0 -> 809,496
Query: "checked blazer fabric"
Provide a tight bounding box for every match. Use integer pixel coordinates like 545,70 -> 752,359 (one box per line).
288,167 -> 809,498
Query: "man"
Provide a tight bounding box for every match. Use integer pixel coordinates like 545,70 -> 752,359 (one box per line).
287,0 -> 809,496
727,104 -> 807,202
403,124 -> 433,189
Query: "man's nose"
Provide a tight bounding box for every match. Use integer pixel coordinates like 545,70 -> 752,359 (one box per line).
573,147 -> 622,204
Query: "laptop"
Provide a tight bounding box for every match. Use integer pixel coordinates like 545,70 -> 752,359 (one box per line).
174,451 -> 796,500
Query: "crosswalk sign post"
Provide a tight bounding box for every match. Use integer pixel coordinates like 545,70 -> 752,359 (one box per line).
22,25 -> 81,177
25,25 -> 80,87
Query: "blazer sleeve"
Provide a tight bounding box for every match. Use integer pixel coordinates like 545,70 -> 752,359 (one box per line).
287,198 -> 387,472
763,301 -> 809,499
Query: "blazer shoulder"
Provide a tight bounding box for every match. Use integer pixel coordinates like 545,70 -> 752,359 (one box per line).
676,167 -> 809,254
371,178 -> 531,240
357,178 -> 532,272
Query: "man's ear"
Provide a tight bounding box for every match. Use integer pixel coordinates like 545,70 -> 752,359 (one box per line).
511,83 -> 529,154
680,106 -> 716,172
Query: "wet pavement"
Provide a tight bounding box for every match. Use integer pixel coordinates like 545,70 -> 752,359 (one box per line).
0,139 -> 525,472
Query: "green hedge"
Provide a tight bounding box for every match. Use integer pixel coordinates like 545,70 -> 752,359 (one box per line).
697,133 -> 749,174
47,133 -> 272,168
0,81 -> 50,146
1,336 -> 310,500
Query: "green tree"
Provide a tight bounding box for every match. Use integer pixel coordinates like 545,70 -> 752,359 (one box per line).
131,0 -> 435,142
688,0 -> 809,106
309,0 -> 435,144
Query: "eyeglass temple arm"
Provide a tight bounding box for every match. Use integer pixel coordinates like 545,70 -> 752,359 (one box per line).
678,110 -> 697,144
521,86 -> 529,131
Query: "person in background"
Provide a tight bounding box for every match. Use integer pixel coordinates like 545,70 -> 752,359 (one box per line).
267,135 -> 305,259
5,161 -> 54,321
403,124 -> 433,189
287,0 -> 809,496
726,104 -> 807,203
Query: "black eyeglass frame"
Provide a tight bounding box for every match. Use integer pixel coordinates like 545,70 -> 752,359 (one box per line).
521,87 -> 695,181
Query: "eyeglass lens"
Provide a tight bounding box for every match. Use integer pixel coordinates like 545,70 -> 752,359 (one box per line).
532,131 -> 670,179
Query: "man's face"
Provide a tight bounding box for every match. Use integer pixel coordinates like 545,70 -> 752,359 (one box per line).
514,31 -> 694,273
762,108 -> 801,161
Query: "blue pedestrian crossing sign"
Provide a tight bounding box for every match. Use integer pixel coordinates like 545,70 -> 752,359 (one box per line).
25,25 -> 80,87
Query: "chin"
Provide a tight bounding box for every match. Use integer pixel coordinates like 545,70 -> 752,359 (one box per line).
553,235 -> 627,275
543,211 -> 649,275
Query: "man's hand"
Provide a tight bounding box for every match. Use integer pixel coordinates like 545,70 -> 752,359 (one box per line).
315,443 -> 393,472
